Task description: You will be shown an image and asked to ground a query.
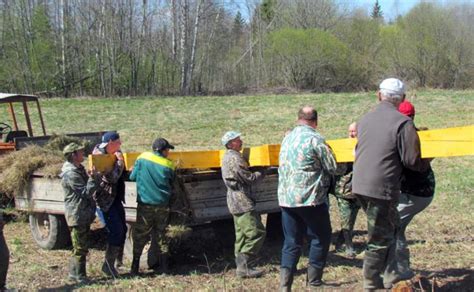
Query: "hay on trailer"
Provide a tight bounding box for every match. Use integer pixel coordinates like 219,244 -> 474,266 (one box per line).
0,135 -> 94,199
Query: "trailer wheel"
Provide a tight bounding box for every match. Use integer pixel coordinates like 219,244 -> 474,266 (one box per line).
123,223 -> 159,269
29,213 -> 71,250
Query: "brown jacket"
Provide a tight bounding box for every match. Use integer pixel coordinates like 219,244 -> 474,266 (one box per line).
352,101 -> 427,200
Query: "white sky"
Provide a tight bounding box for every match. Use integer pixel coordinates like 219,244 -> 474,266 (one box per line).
227,0 -> 468,22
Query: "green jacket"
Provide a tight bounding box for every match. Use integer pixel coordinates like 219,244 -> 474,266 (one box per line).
60,161 -> 99,226
129,151 -> 175,206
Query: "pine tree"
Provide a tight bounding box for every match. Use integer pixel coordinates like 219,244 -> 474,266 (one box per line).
371,0 -> 383,20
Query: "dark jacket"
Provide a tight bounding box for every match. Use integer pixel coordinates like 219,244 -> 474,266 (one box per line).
352,101 -> 427,200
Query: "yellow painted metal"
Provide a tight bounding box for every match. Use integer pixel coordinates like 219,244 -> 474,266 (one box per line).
88,125 -> 474,171
88,153 -> 116,173
417,125 -> 474,158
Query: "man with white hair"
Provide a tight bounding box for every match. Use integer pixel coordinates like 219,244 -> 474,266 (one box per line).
352,78 -> 428,290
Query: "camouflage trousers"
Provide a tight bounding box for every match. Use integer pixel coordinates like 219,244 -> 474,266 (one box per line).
233,210 -> 266,257
70,225 -> 90,260
357,195 -> 399,252
132,203 -> 170,257
336,197 -> 361,231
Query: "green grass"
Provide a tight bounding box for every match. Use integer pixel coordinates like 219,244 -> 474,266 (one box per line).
2,89 -> 473,151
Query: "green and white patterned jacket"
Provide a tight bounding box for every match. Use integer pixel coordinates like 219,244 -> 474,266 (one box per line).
278,125 -> 338,207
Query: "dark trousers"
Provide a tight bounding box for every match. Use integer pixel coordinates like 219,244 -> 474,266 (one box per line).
103,198 -> 127,247
0,230 -> 9,289
280,203 -> 332,271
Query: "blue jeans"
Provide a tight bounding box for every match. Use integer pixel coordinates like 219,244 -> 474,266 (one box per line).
280,203 -> 332,271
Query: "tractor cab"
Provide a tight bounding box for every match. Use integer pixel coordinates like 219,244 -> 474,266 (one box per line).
0,93 -> 47,154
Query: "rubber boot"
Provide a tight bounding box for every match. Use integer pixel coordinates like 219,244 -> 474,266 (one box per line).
280,267 -> 294,292
307,265 -> 323,287
383,243 -> 413,289
363,250 -> 384,291
68,257 -> 87,283
115,245 -> 127,272
130,256 -> 140,276
102,245 -> 120,278
334,230 -> 344,251
78,256 -> 87,279
235,253 -> 264,278
159,253 -> 170,274
342,229 -> 356,258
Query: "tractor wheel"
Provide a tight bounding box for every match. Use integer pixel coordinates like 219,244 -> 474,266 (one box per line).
29,213 -> 71,250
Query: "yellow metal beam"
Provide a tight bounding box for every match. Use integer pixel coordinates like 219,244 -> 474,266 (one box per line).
88,125 -> 474,172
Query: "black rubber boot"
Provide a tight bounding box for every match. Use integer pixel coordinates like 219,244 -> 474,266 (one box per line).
159,253 -> 170,274
342,229 -> 356,258
334,230 -> 344,251
280,267 -> 294,292
363,250 -> 384,291
130,256 -> 140,276
235,253 -> 264,278
307,265 -> 323,287
102,245 -> 120,278
78,256 -> 87,279
115,245 -> 127,272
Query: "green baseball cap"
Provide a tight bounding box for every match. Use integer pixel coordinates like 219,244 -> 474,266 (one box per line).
63,142 -> 85,155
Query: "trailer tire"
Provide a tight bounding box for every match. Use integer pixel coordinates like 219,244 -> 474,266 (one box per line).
123,223 -> 159,269
29,213 -> 71,250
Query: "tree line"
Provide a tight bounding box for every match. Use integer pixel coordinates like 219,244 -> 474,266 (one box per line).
0,0 -> 473,97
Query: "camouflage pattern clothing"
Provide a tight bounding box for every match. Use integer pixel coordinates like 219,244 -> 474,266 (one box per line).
129,151 -> 176,257
92,147 -> 125,212
60,161 -> 99,227
332,163 -> 361,232
278,124 -> 338,207
132,203 -> 170,257
221,149 -> 264,215
221,149 -> 266,258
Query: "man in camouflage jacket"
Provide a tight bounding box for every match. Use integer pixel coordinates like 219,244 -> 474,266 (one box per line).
332,122 -> 361,258
221,131 -> 266,278
61,142 -> 101,283
278,106 -> 338,291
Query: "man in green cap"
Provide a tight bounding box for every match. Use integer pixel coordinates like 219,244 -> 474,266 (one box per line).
61,142 -> 102,283
221,131 -> 266,278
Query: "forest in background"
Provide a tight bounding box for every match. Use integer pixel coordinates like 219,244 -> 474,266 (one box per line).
1,0 -> 473,97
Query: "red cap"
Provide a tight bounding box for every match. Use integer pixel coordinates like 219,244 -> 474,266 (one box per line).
398,101 -> 415,116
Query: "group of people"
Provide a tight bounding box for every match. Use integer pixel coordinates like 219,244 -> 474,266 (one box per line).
60,132 -> 176,283
221,78 -> 435,291
0,77 -> 434,291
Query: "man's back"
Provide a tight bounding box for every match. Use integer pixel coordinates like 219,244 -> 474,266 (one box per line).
278,124 -> 337,207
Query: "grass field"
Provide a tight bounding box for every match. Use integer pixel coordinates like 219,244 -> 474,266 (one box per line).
2,90 -> 474,290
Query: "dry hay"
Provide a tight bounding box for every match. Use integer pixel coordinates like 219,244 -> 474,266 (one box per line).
0,135 -> 94,201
